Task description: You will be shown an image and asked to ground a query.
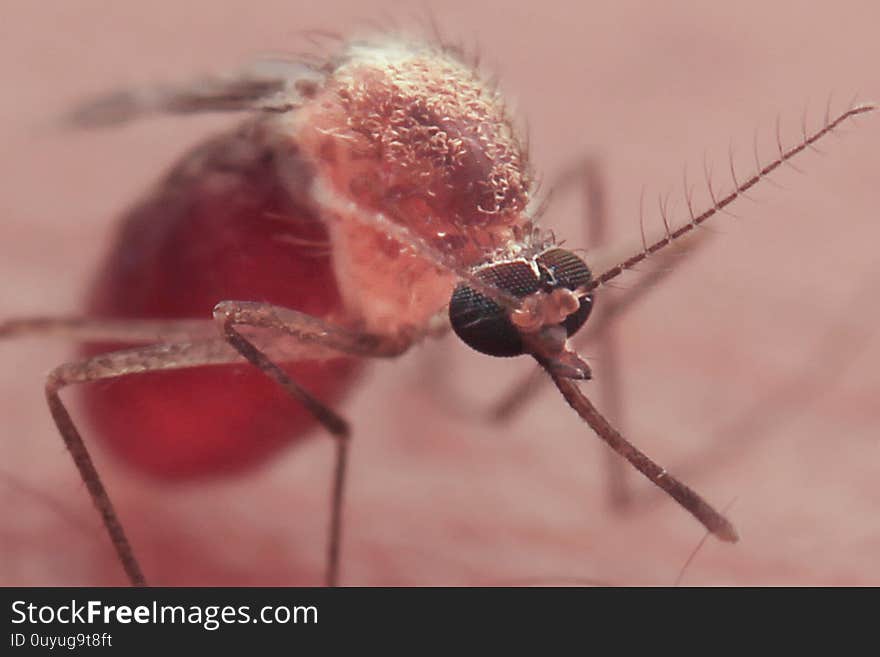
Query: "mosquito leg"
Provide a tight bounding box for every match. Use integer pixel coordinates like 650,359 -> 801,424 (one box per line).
41,337 -> 321,586
220,323 -> 350,587
0,313 -> 377,364
13,303 -> 413,587
1,316 -> 229,585
212,300 -> 414,587
41,337 -> 254,586
0,316 -> 215,343
213,300 -> 413,359
46,372 -> 142,585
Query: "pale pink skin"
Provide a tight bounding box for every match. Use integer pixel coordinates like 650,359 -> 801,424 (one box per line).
2,1 -> 878,586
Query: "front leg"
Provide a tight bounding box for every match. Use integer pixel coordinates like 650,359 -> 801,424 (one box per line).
21,307 -> 415,587
213,300 -> 415,586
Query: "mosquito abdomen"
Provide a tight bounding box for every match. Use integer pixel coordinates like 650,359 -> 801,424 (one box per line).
81,127 -> 363,479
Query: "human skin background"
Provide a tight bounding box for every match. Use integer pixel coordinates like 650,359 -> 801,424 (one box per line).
1,0 -> 878,586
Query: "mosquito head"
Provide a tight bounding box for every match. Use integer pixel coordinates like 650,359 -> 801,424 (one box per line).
448,247 -> 594,379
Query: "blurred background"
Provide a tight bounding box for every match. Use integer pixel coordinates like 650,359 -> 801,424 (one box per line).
1,0 -> 877,585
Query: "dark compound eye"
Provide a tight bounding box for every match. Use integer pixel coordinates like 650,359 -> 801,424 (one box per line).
449,249 -> 594,358
536,248 -> 592,289
449,259 -> 539,357
536,248 -> 593,337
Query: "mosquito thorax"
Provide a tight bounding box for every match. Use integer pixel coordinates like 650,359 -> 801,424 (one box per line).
449,247 -> 594,361
284,37 -> 534,335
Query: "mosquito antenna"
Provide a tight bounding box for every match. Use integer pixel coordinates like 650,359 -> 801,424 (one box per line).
703,150 -> 737,219
776,113 -> 804,175
639,186 -> 649,251
753,127 -> 784,192
801,101 -> 824,156
588,103 -> 876,292
727,140 -> 753,203
542,365 -> 738,542
683,166 -> 697,223
658,191 -> 672,239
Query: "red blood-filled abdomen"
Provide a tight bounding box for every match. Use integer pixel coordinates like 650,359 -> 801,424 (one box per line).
82,129 -> 362,479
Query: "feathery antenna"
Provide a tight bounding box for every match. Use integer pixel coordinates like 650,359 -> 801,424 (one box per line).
588,103 -> 876,292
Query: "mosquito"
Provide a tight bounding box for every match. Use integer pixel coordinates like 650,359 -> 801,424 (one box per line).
0,33 -> 873,587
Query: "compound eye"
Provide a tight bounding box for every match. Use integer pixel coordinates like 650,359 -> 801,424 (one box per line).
536,248 -> 594,337
448,260 -> 540,357
536,248 -> 592,289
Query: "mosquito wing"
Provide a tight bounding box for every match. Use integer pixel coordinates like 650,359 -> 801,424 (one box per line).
63,60 -> 325,128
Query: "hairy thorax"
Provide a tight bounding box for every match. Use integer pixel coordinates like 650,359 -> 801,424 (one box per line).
279,37 -> 535,335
